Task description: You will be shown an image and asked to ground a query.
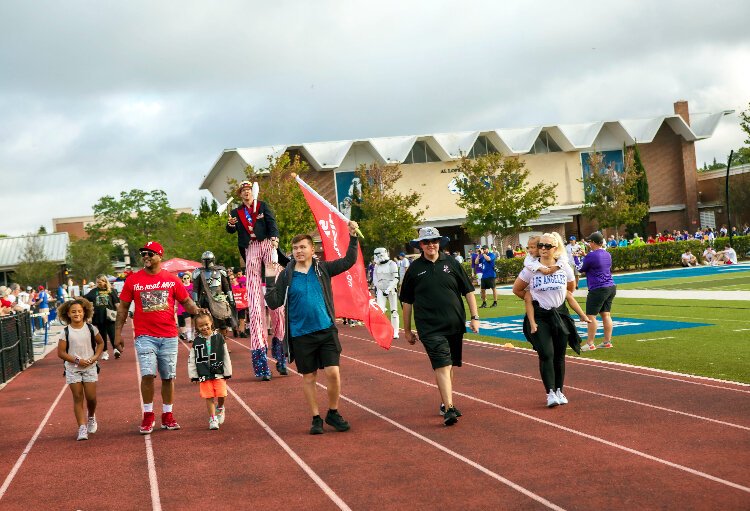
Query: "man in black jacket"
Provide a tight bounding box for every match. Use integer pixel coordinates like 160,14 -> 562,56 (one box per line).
265,221 -> 359,435
226,180 -> 280,379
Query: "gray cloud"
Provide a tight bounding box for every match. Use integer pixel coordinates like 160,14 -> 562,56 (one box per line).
1,0 -> 749,235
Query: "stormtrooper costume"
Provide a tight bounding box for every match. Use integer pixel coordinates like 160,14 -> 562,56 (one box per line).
373,247 -> 400,339
192,251 -> 236,332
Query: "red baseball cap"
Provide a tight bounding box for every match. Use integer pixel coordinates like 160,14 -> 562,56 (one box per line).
140,241 -> 164,256
38,285 -> 44,290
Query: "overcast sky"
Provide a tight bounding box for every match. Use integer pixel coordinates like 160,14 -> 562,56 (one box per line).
2,0 -> 749,236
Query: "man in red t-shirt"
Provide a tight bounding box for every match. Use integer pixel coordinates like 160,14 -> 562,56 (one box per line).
114,241 -> 207,434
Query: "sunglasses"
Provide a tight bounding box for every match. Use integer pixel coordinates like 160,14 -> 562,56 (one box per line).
421,239 -> 441,245
182,276 -> 191,281
140,250 -> 157,257
537,243 -> 556,250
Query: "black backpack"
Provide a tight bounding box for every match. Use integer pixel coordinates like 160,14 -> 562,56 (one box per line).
62,324 -> 100,376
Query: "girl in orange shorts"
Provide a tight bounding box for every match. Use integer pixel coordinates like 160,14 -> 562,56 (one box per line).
188,313 -> 233,430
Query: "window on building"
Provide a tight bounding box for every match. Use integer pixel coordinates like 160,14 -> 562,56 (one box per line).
468,135 -> 499,159
530,132 -> 562,154
403,141 -> 441,164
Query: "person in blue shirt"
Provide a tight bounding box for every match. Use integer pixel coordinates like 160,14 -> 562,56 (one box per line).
34,285 -> 51,325
617,237 -> 628,247
478,245 -> 497,308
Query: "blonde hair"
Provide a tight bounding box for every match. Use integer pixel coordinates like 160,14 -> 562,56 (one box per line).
95,274 -> 112,292
540,232 -> 566,261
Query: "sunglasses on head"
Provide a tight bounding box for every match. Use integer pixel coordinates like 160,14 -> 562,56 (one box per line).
537,243 -> 556,250
421,238 -> 441,245
140,250 -> 157,257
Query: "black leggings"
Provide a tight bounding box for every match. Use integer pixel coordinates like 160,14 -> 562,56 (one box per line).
532,319 -> 567,392
93,321 -> 116,351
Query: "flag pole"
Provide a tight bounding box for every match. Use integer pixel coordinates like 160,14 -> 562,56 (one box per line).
292,173 -> 365,239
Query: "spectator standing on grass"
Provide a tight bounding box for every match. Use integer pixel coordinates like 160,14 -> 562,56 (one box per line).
577,232 -> 617,351
399,227 -> 480,427
397,252 -> 410,286
681,249 -> 699,267
84,275 -> 120,361
56,298 -> 104,441
265,223 -> 360,435
114,241 -> 207,435
513,233 -> 588,407
470,245 -> 483,280
478,245 -> 498,308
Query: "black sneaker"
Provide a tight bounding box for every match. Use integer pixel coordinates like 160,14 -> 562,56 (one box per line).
310,416 -> 324,435
439,404 -> 462,417
479,302 -> 487,308
490,301 -> 497,308
443,407 -> 459,426
325,410 -> 351,432
276,364 -> 288,376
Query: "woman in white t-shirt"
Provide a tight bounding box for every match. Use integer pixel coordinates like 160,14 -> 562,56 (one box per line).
512,233 -> 589,408
57,298 -> 104,441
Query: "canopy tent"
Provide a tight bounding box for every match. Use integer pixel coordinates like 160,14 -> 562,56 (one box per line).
160,258 -> 201,274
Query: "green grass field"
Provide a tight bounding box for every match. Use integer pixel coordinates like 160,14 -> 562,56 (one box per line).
616,271 -> 750,291
459,296 -> 750,383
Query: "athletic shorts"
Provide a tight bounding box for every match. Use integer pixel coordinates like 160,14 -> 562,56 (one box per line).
135,335 -> 178,379
586,286 -> 617,316
420,333 -> 463,369
199,379 -> 227,399
177,312 -> 190,327
291,326 -> 341,374
480,277 -> 496,290
65,364 -> 98,384
569,261 -> 580,277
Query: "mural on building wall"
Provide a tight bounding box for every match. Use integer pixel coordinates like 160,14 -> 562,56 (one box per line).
580,149 -> 624,198
335,171 -> 360,218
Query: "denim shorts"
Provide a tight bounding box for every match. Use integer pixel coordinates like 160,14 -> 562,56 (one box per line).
135,335 -> 178,379
65,363 -> 98,384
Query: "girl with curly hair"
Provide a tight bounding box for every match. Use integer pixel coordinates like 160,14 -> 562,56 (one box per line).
56,297 -> 104,440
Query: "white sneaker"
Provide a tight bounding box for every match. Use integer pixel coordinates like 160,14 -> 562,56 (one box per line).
102,352 -> 109,361
209,416 -> 220,430
555,389 -> 568,405
77,424 -> 89,441
217,407 -> 226,425
114,348 -> 121,359
547,390 -> 560,408
87,416 -> 98,434
580,343 -> 597,352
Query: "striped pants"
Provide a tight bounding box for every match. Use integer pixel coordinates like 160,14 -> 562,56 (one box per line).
246,240 -> 274,377
269,306 -> 286,370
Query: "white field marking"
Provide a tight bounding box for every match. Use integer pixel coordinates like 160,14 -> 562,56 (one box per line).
0,383 -> 67,501
636,336 -> 675,342
733,328 -> 750,332
226,338 -> 565,510
460,336 -> 750,392
351,336 -> 750,432
134,344 -> 162,511
339,352 -> 750,495
181,340 -> 352,511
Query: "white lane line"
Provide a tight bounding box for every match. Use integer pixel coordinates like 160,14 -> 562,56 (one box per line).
360,337 -> 750,431
226,338 -> 564,510
182,340 -> 351,511
636,336 -> 675,342
134,343 -> 162,511
338,352 -> 750,495
462,337 -> 750,393
0,383 -> 67,501
733,328 -> 750,332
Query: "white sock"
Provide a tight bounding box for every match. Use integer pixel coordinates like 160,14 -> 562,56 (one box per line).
143,403 -> 153,413
163,403 -> 173,413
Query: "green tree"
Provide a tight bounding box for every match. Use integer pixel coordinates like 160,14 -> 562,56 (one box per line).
581,149 -> 650,235
86,189 -> 176,262
198,197 -> 219,218
625,144 -> 650,237
156,212 -> 240,269
740,101 -> 750,145
353,162 -> 425,255
37,226 -> 47,234
68,239 -> 114,283
452,152 -> 557,240
227,153 -> 316,252
12,236 -> 59,287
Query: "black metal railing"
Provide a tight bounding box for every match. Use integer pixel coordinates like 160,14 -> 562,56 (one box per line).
0,311 -> 35,383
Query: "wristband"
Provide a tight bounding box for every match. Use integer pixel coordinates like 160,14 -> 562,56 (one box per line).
74,356 -> 80,367
471,315 -> 480,321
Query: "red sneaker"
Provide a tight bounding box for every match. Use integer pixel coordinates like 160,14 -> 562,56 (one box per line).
139,412 -> 155,434
161,412 -> 181,430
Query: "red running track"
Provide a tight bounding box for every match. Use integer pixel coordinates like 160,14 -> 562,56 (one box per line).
0,321 -> 748,510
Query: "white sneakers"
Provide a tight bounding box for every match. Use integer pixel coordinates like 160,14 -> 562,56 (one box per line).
546,390 -> 560,407
77,424 -> 88,441
580,343 -> 596,352
556,389 -> 568,405
87,416 -> 98,434
101,352 -> 110,361
217,407 -> 226,425
209,416 -> 220,430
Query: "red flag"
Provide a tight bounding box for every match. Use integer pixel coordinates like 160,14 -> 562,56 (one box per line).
296,176 -> 393,350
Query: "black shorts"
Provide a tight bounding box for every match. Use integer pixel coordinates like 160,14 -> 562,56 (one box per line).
480,277 -> 496,290
586,286 -> 616,315
177,312 -> 190,327
291,326 -> 341,374
420,333 -> 463,369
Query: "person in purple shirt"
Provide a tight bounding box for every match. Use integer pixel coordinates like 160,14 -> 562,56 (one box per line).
577,232 -> 616,351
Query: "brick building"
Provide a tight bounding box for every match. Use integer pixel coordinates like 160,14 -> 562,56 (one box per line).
200,101 -> 731,255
